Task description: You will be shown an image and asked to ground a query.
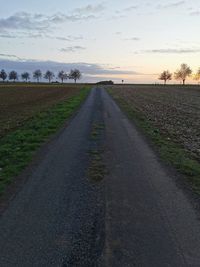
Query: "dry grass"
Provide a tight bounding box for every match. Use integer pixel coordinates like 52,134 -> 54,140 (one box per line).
0,83 -> 83,137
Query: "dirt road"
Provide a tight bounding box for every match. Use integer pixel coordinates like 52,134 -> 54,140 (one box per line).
1,88 -> 200,266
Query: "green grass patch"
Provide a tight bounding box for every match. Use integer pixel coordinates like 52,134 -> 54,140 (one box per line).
91,123 -> 105,140
88,121 -> 106,183
108,89 -> 200,194
0,87 -> 90,194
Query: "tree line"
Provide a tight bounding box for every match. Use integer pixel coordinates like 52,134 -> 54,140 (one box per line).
159,63 -> 200,85
0,69 -> 82,83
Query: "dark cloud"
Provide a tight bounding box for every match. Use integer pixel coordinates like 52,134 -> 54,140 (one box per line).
60,46 -> 86,53
0,58 -> 140,82
143,48 -> 200,54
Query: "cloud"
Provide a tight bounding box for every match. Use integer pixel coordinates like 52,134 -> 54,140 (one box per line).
4,32 -> 44,39
0,33 -> 17,39
73,3 -> 105,15
115,5 -> 138,17
0,4 -> 104,33
157,1 -> 185,9
48,13 -> 97,23
0,31 -> 84,42
0,12 -> 49,32
190,10 -> 200,16
116,5 -> 138,14
0,58 -> 140,81
60,46 -> 86,53
124,37 -> 140,41
143,48 -> 200,54
0,53 -> 22,60
111,14 -> 126,20
56,35 -> 83,41
123,6 -> 138,12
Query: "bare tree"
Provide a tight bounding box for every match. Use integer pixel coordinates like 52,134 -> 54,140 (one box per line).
9,71 -> 18,82
21,72 -> 30,82
0,69 -> 7,82
159,70 -> 172,85
44,70 -> 55,83
33,69 -> 42,83
69,69 -> 82,83
174,64 -> 192,85
193,68 -> 200,84
58,70 -> 68,83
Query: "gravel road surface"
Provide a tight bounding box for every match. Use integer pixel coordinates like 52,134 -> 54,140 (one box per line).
1,87 -> 200,266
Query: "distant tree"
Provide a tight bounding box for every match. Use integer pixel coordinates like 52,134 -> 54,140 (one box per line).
44,70 -> 55,83
193,68 -> 200,84
174,63 -> 192,85
33,69 -> 42,83
9,71 -> 18,82
0,69 -> 7,82
159,70 -> 172,85
122,80 -> 124,84
69,69 -> 82,83
21,72 -> 30,82
96,80 -> 114,85
58,70 -> 68,83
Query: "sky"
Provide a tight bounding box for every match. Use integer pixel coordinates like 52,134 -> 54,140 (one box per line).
0,0 -> 200,83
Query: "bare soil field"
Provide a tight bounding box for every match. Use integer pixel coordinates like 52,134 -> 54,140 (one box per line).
109,85 -> 200,162
0,83 -> 83,137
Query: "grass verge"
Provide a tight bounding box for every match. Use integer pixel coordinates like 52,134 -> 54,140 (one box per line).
0,87 -> 90,194
108,89 -> 200,194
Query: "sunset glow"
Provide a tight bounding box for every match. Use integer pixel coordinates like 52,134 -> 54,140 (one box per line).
0,0 -> 200,83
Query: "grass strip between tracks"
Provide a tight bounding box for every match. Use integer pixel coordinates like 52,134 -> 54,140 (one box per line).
0,86 -> 90,195
108,88 -> 200,194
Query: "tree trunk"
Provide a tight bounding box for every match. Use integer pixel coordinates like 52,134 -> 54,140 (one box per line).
183,79 -> 185,85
